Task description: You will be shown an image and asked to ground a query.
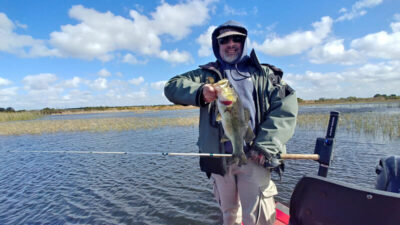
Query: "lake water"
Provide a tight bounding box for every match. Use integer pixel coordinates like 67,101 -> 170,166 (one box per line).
0,102 -> 399,224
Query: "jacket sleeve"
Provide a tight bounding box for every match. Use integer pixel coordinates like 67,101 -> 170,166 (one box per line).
252,76 -> 298,158
164,69 -> 208,107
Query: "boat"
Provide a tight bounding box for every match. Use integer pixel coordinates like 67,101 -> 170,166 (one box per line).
271,112 -> 400,225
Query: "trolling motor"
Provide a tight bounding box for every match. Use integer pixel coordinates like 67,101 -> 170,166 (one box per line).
265,111 -> 340,180
376,155 -> 400,193
313,111 -> 339,177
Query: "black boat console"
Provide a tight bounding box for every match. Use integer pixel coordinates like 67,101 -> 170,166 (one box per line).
289,175 -> 400,225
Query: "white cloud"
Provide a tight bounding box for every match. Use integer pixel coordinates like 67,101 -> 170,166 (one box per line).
126,90 -> 147,99
17,88 -> 94,110
0,13 -> 59,57
391,22 -> 400,33
350,23 -> 400,60
0,76 -> 172,110
197,25 -> 216,57
394,13 -> 400,22
129,76 -> 144,85
308,21 -> 400,64
253,17 -> 333,56
62,89 -> 93,104
122,53 -> 148,64
223,5 -> 247,16
62,94 -> 71,100
0,87 -> 18,102
98,68 -> 111,77
150,0 -> 212,40
150,80 -> 167,90
24,87 -> 65,107
0,77 -> 12,86
64,76 -> 82,88
353,0 -> 383,10
23,73 -> 58,90
158,49 -> 192,63
106,89 -> 121,99
15,21 -> 27,29
337,0 -> 383,22
0,87 -> 18,96
91,77 -> 108,90
308,39 -> 364,65
50,1 -> 212,63
287,60 -> 400,99
288,71 -> 344,88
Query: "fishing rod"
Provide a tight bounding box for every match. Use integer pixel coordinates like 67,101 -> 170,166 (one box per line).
7,150 -> 320,160
6,150 -> 232,157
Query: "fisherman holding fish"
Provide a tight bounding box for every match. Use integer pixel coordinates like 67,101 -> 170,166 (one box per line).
164,21 -> 298,225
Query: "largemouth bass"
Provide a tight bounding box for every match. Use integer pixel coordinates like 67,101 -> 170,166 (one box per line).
213,79 -> 255,166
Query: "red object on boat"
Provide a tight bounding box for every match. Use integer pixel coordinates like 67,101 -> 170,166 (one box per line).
241,202 -> 290,225
274,202 -> 290,225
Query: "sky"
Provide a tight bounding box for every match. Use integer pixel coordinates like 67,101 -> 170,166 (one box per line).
1,0 -> 400,110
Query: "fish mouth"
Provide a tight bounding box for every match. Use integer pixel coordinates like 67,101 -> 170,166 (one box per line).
219,100 -> 233,105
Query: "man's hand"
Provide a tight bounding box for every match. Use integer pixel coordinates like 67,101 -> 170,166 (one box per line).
250,150 -> 282,168
250,150 -> 266,166
202,84 -> 218,103
250,150 -> 285,178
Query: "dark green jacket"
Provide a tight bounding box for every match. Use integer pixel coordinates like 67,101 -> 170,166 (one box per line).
164,50 -> 298,176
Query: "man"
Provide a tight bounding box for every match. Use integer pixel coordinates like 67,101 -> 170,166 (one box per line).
164,20 -> 298,225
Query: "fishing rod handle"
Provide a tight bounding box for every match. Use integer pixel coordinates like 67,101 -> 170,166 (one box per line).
280,154 -> 320,160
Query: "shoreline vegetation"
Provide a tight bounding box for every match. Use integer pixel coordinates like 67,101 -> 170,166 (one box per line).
0,105 -> 197,122
0,98 -> 399,138
0,111 -> 398,138
1,95 -> 399,120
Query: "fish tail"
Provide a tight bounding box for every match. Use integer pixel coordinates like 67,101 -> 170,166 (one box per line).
237,153 -> 247,166
232,151 -> 247,166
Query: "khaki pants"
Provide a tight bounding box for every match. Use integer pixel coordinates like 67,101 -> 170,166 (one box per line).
212,160 -> 277,225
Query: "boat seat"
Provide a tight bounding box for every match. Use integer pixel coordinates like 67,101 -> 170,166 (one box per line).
289,175 -> 400,225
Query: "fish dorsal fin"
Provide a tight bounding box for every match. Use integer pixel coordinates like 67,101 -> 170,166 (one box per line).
220,134 -> 230,143
244,108 -> 250,122
216,113 -> 222,122
207,76 -> 215,84
243,108 -> 255,143
244,126 -> 255,143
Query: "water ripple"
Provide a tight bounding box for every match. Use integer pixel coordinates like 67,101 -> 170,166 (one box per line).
0,114 -> 399,224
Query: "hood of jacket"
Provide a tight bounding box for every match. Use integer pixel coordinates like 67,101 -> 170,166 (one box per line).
212,20 -> 248,65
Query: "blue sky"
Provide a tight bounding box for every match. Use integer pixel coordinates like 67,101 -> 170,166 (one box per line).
1,0 -> 400,110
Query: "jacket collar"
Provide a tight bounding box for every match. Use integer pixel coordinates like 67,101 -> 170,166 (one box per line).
249,49 -> 263,72
198,62 -> 223,80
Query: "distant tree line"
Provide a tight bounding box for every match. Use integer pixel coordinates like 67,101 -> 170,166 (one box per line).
297,94 -> 399,103
0,107 -> 15,112
0,107 -> 62,114
3,93 -> 399,112
373,94 -> 399,99
40,108 -> 63,114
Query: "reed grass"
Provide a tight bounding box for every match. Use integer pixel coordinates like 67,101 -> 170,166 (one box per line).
0,111 -> 44,123
0,117 -> 199,135
297,112 -> 400,139
55,105 -> 197,115
1,112 -> 398,139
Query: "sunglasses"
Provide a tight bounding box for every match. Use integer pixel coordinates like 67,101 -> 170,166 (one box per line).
218,35 -> 245,45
